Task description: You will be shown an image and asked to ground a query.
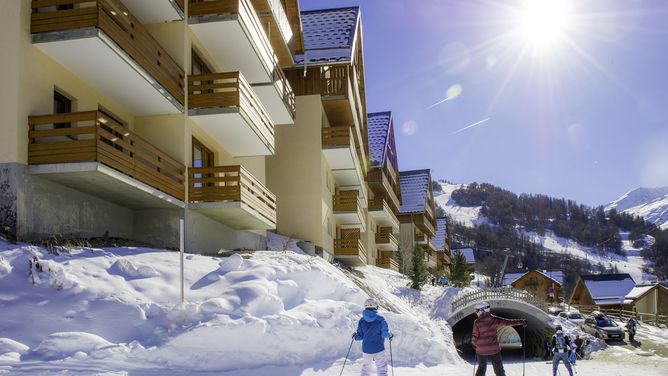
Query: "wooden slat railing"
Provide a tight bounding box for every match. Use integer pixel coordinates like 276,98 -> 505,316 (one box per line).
188,165 -> 276,226
272,65 -> 296,119
31,0 -> 185,106
334,238 -> 366,259
322,126 -> 353,148
286,65 -> 350,98
451,287 -> 549,313
28,111 -> 185,200
376,228 -> 397,246
188,71 -> 275,147
377,257 -> 399,271
367,168 -> 401,213
189,0 -> 279,82
333,191 -> 360,212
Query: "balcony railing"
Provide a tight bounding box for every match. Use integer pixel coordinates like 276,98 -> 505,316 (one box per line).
367,168 -> 401,213
376,230 -> 397,246
28,111 -> 185,200
334,238 -> 367,259
377,257 -> 399,271
188,165 -> 276,226
250,0 -> 293,45
322,126 -> 354,148
31,0 -> 185,106
272,65 -> 296,119
415,231 -> 426,243
188,71 -> 274,152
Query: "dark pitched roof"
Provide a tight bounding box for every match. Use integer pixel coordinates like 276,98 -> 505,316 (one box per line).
580,273 -> 634,282
368,112 -> 392,166
434,217 -> 448,251
295,7 -> 359,64
399,169 -> 431,213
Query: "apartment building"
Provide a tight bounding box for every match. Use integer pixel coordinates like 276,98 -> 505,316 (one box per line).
434,217 -> 452,275
0,0 -> 300,253
366,112 -> 401,271
267,6 -> 370,265
397,169 -> 438,273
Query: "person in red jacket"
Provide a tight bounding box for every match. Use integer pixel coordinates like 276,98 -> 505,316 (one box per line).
472,301 -> 526,376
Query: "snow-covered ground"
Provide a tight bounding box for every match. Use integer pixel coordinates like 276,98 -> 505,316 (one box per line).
434,182 -> 485,228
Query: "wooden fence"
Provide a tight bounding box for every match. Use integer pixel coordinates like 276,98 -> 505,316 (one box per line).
572,304 -> 668,327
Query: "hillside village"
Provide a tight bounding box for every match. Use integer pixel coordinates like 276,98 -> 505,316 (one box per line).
0,0 -> 668,375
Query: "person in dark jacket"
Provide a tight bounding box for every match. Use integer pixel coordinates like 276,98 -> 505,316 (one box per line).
472,301 -> 526,376
573,335 -> 584,359
354,298 -> 393,376
551,325 -> 574,376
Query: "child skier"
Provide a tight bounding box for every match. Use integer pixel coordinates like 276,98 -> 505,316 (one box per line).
551,325 -> 575,376
353,298 -> 393,376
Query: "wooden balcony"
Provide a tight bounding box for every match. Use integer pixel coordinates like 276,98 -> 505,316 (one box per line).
377,257 -> 399,272
31,0 -> 185,114
368,198 -> 400,232
188,72 -> 274,156
120,0 -> 185,23
400,213 -> 436,237
421,237 -> 437,254
286,65 -> 368,171
332,191 -> 366,232
249,0 -> 293,66
414,230 -> 426,244
189,0 -> 279,84
188,165 -> 276,229
334,238 -> 367,265
322,126 -> 367,202
367,168 -> 401,213
375,228 -> 398,252
28,111 -> 185,207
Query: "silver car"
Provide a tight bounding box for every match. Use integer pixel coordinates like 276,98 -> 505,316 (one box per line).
583,314 -> 625,341
558,311 -> 585,327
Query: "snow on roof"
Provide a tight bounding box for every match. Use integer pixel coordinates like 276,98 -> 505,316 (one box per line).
581,274 -> 636,306
503,270 -> 564,287
368,112 -> 392,166
399,169 -> 431,214
452,248 -> 475,264
434,218 -> 447,251
295,7 -> 359,64
625,285 -> 655,300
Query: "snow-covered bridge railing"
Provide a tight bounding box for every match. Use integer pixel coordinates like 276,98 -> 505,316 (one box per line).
451,287 -> 549,313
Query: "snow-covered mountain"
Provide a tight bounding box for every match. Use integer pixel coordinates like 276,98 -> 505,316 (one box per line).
606,187 -> 668,229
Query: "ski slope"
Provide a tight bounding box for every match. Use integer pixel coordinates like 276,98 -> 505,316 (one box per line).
434,182 -> 484,227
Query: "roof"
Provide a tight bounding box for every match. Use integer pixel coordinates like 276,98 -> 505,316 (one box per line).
452,248 -> 475,264
624,285 -> 654,302
580,274 -> 636,306
295,7 -> 359,64
503,270 -> 564,287
399,169 -> 431,213
433,218 -> 448,252
368,112 -> 392,166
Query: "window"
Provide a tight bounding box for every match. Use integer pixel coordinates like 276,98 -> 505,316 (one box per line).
192,138 -> 214,188
191,49 -> 212,76
53,90 -> 72,129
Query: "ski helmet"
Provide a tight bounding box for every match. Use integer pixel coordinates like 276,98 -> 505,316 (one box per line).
474,301 -> 491,312
364,298 -> 379,310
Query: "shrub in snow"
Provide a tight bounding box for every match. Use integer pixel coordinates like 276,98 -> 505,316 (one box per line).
109,258 -> 160,280
24,332 -> 114,361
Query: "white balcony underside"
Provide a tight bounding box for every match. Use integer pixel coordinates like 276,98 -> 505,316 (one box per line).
189,18 -> 271,84
369,209 -> 400,232
377,241 -> 398,252
33,30 -> 183,115
188,109 -> 274,157
322,147 -> 355,170
334,213 -> 366,232
120,0 -> 184,24
189,202 -> 275,230
334,254 -> 365,265
252,83 -> 293,125
29,162 -> 184,209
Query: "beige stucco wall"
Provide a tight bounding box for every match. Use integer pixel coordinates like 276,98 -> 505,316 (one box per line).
399,222 -> 416,273
362,212 -> 377,266
266,95 -> 327,247
634,288 -> 658,314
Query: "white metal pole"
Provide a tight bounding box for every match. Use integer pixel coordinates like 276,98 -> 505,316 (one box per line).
180,218 -> 185,304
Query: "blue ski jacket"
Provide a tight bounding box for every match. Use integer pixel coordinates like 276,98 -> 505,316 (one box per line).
354,309 -> 392,354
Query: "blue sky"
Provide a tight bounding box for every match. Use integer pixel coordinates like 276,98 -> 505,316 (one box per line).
301,0 -> 668,206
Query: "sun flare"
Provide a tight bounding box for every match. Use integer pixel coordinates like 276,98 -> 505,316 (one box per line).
516,0 -> 572,50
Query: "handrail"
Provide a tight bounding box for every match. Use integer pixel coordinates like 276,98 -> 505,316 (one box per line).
451,287 -> 549,313
31,0 -> 185,106
28,110 -> 185,200
375,230 -> 397,245
188,165 -> 276,225
322,126 -> 354,148
334,238 -> 366,258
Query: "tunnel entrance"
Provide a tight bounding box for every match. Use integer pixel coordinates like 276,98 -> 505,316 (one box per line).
452,309 -> 553,359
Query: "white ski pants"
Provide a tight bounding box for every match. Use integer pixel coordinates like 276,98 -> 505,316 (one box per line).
360,350 -> 388,376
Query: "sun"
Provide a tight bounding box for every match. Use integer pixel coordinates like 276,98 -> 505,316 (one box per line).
515,0 -> 572,50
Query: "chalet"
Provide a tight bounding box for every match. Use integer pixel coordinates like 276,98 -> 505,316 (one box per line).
452,248 -> 476,273
569,274 -> 636,308
624,283 -> 668,316
504,270 -> 564,303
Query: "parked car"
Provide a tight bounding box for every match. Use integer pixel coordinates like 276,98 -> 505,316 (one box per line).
582,312 -> 625,341
548,305 -> 565,316
558,311 -> 586,327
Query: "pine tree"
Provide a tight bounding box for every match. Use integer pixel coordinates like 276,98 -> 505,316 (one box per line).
451,250 -> 472,287
410,244 -> 428,290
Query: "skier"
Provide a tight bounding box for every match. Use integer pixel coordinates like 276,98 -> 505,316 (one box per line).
353,298 -> 393,376
431,276 -> 436,286
573,335 -> 584,360
472,301 -> 526,376
627,315 -> 638,342
551,325 -> 574,376
439,275 -> 446,286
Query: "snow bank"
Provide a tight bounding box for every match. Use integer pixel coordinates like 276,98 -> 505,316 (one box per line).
0,256 -> 10,278
109,258 -> 160,280
25,332 -> 115,361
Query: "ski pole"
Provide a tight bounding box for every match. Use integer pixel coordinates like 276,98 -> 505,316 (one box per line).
389,336 -> 394,376
472,352 -> 477,376
340,337 -> 354,376
522,324 -> 526,376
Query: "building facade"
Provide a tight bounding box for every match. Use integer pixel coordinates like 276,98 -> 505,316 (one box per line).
434,217 -> 452,275
0,0 -> 302,253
